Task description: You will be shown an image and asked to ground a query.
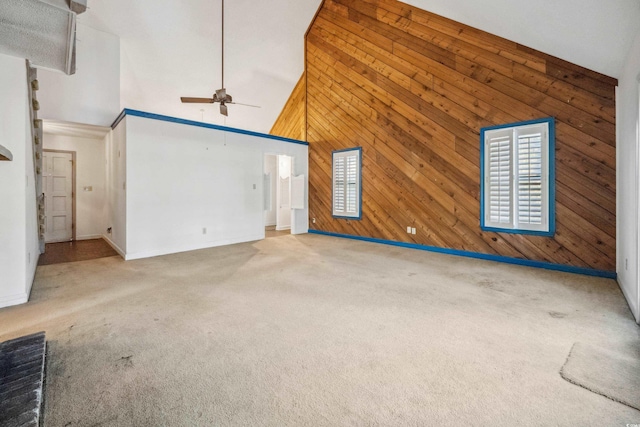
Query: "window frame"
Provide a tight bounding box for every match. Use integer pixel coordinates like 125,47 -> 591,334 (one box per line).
332,147 -> 362,220
480,117 -> 555,237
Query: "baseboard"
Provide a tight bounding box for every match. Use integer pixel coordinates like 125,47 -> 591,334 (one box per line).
617,274 -> 640,323
276,226 -> 291,231
0,292 -> 29,309
265,221 -> 276,227
308,230 -> 617,280
76,234 -> 103,241
124,234 -> 264,261
102,235 -> 125,258
25,252 -> 39,303
291,227 -> 309,235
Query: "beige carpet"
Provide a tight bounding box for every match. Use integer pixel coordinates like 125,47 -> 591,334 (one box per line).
0,234 -> 639,426
561,342 -> 640,411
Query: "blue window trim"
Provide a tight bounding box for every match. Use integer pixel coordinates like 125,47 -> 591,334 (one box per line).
111,108 -> 309,146
480,117 -> 556,237
308,229 -> 616,279
332,147 -> 363,220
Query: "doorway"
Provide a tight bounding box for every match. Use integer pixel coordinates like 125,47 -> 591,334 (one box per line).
264,154 -> 293,237
43,149 -> 76,242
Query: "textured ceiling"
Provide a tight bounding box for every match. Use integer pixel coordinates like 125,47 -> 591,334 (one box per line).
77,0 -> 640,134
0,0 -> 75,73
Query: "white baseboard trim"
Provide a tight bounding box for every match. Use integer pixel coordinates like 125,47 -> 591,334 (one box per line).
125,234 -> 264,261
265,221 -> 276,227
618,274 -> 640,323
102,235 -> 126,258
275,226 -> 291,231
25,252 -> 39,303
77,234 -> 103,241
0,292 -> 29,309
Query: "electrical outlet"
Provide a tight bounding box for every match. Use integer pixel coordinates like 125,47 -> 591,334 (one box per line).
406,226 -> 411,233
411,227 -> 416,235
203,227 -> 207,234
312,218 -> 316,224
107,227 -> 112,234
625,258 -> 628,270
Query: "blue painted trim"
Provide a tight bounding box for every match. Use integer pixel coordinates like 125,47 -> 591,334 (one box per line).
111,109 -> 127,129
548,117 -> 556,235
110,108 -> 309,146
480,117 -> 555,133
480,117 -> 555,237
332,147 -> 363,221
308,230 -> 617,279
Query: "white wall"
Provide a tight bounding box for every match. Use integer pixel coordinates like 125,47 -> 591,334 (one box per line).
0,53 -> 39,308
37,23 -> 120,127
617,29 -> 640,323
120,115 -> 308,260
44,133 -> 107,240
104,122 -> 127,256
264,154 -> 277,226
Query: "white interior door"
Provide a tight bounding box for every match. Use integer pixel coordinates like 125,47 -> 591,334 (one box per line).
44,151 -> 73,242
276,155 -> 291,231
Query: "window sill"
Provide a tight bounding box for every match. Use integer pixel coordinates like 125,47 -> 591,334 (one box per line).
481,225 -> 554,237
332,214 -> 362,220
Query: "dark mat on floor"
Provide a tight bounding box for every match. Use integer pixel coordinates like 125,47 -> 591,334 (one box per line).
0,332 -> 47,427
560,342 -> 640,411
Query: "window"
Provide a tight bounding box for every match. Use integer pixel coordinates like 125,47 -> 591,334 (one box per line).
480,118 -> 555,236
332,147 -> 362,219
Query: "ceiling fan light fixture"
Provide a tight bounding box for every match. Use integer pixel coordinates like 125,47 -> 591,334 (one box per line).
179,0 -> 259,116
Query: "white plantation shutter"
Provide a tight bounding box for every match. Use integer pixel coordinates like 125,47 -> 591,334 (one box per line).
487,131 -> 512,225
346,155 -> 358,212
483,120 -> 551,233
333,156 -> 345,213
333,148 -> 361,218
517,131 -> 543,227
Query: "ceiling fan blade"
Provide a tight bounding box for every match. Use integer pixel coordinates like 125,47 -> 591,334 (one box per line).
220,103 -> 228,116
227,102 -> 261,108
181,97 -> 215,103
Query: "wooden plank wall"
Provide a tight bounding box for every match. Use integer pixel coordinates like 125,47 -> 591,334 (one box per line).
280,0 -> 617,271
270,73 -> 306,141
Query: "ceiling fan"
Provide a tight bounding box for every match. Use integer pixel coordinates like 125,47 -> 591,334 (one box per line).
180,0 -> 259,116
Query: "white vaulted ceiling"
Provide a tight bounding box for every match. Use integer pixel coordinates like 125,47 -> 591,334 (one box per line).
77,0 -> 640,134
79,0 -> 322,132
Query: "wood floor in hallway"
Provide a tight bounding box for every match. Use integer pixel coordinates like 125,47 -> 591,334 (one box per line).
38,238 -> 119,266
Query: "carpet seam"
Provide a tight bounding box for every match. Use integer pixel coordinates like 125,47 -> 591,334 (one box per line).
559,343 -> 640,413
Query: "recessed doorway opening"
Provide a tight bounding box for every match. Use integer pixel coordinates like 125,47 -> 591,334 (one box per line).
264,153 -> 293,238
